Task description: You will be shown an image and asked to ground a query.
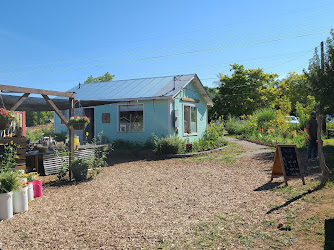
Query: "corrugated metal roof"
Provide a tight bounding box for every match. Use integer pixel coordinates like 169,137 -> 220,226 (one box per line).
67,74 -> 213,105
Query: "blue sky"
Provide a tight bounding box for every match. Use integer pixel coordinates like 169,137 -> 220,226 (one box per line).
0,1 -> 333,92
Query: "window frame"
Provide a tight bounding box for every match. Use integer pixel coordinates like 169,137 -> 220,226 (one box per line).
117,103 -> 145,133
183,103 -> 198,136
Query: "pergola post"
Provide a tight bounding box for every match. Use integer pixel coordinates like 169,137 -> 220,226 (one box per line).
68,97 -> 75,180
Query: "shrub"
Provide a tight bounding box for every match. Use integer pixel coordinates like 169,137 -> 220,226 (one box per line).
69,159 -> 90,181
0,169 -> 21,193
154,136 -> 185,155
225,117 -> 247,135
253,108 -> 276,129
192,137 -> 227,152
54,132 -> 67,142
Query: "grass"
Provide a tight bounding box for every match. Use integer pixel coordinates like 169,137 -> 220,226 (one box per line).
182,143 -> 245,163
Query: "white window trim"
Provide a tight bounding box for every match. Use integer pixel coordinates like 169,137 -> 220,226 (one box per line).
183,103 -> 198,136
117,103 -> 145,133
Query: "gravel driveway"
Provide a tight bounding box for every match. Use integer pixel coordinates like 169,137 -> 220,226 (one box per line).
0,140 -> 311,249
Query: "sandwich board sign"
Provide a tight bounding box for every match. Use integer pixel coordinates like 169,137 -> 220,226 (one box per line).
271,144 -> 305,186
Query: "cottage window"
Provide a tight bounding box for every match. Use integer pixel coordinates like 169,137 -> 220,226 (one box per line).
118,104 -> 144,132
184,105 -> 197,135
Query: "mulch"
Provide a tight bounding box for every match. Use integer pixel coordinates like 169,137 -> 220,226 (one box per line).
0,140 -> 322,249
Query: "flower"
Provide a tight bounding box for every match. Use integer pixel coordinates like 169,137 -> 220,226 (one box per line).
68,116 -> 90,126
86,132 -> 89,136
0,108 -> 16,123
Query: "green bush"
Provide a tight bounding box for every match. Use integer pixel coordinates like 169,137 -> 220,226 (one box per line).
154,136 -> 185,155
54,132 -> 67,142
225,117 -> 247,135
192,137 -> 227,152
69,159 -> 90,181
0,169 -> 21,193
253,108 -> 276,128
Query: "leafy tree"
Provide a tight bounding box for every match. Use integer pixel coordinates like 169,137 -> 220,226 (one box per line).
212,64 -> 278,118
26,111 -> 53,127
278,72 -> 311,109
84,72 -> 115,83
305,29 -> 334,114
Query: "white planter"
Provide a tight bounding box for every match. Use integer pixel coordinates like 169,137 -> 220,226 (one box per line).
0,191 -> 13,220
13,187 -> 28,213
27,183 -> 34,201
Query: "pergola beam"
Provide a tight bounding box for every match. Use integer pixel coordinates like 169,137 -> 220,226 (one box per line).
42,95 -> 70,128
0,84 -> 75,98
10,93 -> 30,111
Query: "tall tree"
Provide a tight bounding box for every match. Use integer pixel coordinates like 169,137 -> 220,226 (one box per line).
212,64 -> 278,118
26,111 -> 53,127
84,72 -> 115,83
305,29 -> 334,114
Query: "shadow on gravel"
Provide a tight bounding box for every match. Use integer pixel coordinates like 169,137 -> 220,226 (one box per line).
253,181 -> 283,191
43,179 -> 92,188
252,151 -> 275,163
265,184 -> 323,214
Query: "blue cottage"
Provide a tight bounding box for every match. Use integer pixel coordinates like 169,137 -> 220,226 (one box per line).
54,74 -> 213,144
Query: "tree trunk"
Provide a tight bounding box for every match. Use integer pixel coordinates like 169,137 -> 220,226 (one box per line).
316,105 -> 330,185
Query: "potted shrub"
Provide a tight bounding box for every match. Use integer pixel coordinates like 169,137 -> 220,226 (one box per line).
0,108 -> 16,130
68,116 -> 90,130
70,159 -> 90,181
26,172 -> 40,201
0,169 -> 21,220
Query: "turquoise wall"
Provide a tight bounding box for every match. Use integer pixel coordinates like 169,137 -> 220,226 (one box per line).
170,80 -> 208,142
55,100 -> 170,144
54,80 -> 209,144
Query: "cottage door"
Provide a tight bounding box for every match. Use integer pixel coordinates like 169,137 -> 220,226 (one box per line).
83,108 -> 94,143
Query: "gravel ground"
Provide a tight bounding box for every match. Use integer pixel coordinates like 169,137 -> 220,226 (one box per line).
0,140 -> 320,249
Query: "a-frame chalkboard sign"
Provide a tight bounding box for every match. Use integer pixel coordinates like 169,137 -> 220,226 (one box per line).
271,144 -> 305,186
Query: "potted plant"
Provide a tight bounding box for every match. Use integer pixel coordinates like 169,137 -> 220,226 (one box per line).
68,116 -> 90,130
0,108 -> 16,130
26,172 -> 40,201
0,169 -> 21,220
69,159 -> 89,181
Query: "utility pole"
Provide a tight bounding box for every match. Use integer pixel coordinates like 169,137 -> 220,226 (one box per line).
320,41 -> 326,132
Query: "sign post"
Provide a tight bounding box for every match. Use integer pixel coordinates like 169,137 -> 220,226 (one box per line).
271,144 -> 305,186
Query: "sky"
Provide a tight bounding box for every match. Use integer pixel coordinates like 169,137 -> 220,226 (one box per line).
0,0 -> 333,93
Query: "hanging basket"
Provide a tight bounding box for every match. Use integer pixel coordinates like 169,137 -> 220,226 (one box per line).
0,120 -> 11,130
72,122 -> 87,130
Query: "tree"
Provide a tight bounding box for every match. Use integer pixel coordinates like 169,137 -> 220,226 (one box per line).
212,64 -> 278,118
84,72 -> 115,83
26,111 -> 53,127
277,72 -> 311,110
305,29 -> 334,115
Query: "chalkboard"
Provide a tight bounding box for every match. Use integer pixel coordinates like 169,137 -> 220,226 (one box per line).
280,146 -> 301,177
271,144 -> 305,186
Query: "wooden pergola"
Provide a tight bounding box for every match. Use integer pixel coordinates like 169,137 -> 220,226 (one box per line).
0,84 -> 77,173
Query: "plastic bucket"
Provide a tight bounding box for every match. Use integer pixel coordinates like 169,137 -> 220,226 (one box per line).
13,187 -> 28,213
27,182 -> 34,201
0,192 -> 13,220
32,180 -> 43,198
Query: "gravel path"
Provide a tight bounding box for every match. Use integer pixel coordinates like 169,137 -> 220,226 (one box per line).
0,139 -> 303,249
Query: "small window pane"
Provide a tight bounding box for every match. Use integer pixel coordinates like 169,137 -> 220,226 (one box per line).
119,105 -> 144,132
191,106 -> 197,133
184,106 -> 190,134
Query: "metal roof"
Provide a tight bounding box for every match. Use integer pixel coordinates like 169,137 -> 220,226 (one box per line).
68,74 -> 213,106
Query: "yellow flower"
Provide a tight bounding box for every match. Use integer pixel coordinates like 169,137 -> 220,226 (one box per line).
10,140 -> 13,145
101,130 -> 103,134
86,132 -> 89,136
